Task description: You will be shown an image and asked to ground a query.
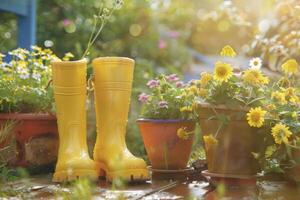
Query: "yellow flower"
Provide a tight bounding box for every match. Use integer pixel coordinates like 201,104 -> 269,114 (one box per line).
290,95 -> 300,104
63,52 -> 74,61
0,53 -> 5,63
200,72 -> 213,87
187,85 -> 198,95
198,88 -> 207,98
213,61 -> 233,82
220,45 -> 236,57
284,87 -> 295,97
281,59 -> 299,74
180,106 -> 193,112
266,104 -> 276,111
291,112 -> 298,119
242,69 -> 269,86
246,107 -> 266,128
203,135 -> 218,149
271,123 -> 292,144
271,91 -> 287,105
177,128 -> 190,140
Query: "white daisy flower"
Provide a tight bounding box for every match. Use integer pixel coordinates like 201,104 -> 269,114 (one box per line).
19,73 -> 30,79
32,72 -> 41,81
249,57 -> 262,70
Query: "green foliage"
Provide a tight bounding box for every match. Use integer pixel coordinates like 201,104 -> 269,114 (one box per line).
251,72 -> 300,174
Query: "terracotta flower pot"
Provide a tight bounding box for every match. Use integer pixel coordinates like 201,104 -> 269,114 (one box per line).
137,119 -> 195,170
286,149 -> 300,182
198,103 -> 261,176
0,113 -> 58,167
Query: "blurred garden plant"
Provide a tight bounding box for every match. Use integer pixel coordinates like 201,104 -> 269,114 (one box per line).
247,59 -> 300,174
248,0 -> 300,73
0,47 -> 61,113
189,1 -> 253,54
138,74 -> 197,121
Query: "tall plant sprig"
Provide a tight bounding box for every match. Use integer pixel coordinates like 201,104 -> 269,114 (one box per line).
81,0 -> 124,59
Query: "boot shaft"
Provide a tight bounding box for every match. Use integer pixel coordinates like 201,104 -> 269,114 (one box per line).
51,59 -> 88,156
92,57 -> 134,149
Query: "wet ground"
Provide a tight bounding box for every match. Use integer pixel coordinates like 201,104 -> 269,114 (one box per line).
1,174 -> 300,200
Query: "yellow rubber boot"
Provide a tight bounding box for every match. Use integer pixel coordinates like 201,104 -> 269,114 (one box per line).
92,57 -> 149,182
51,59 -> 98,182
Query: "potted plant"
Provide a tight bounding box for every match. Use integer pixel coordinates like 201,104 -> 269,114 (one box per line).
249,59 -> 300,182
137,74 -> 198,170
0,47 -> 64,167
195,45 -> 269,178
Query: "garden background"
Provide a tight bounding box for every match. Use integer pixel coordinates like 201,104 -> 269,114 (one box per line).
0,0 -> 294,161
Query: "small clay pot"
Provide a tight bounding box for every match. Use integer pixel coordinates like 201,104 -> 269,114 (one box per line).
137,119 -> 195,170
198,103 -> 261,176
0,113 -> 58,167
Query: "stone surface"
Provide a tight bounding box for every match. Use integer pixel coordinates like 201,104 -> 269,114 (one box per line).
1,174 -> 300,199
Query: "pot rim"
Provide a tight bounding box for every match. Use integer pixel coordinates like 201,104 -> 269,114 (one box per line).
92,57 -> 134,65
50,58 -> 87,66
137,118 -> 194,123
0,113 -> 57,120
197,102 -> 249,112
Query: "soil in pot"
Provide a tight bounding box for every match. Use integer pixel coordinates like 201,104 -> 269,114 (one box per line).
198,104 -> 262,176
137,119 -> 195,170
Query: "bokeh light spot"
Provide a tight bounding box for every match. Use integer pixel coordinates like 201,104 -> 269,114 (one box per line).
129,24 -> 142,37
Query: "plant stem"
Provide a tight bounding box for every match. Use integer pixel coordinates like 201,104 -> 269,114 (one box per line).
81,6 -> 103,59
81,8 -> 115,59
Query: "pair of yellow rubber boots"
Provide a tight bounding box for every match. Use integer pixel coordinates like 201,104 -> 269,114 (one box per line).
51,57 -> 149,182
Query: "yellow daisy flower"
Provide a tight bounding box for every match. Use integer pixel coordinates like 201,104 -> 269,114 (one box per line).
271,91 -> 287,105
200,72 -> 213,87
266,104 -> 276,111
246,107 -> 267,128
284,87 -> 295,97
177,128 -> 189,140
281,59 -> 299,74
177,128 -> 193,140
242,69 -> 269,86
220,45 -> 236,57
186,85 -> 198,96
271,123 -> 292,144
203,135 -> 218,149
213,61 -> 233,82
180,106 -> 193,112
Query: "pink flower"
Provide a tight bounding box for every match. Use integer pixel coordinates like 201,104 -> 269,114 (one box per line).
176,81 -> 184,88
138,93 -> 150,103
166,74 -> 179,82
147,80 -> 160,88
63,19 -> 72,26
158,40 -> 167,49
158,101 -> 168,109
168,31 -> 179,38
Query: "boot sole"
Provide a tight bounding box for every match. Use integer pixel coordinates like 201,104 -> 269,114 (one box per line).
96,162 -> 150,182
52,169 -> 98,182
